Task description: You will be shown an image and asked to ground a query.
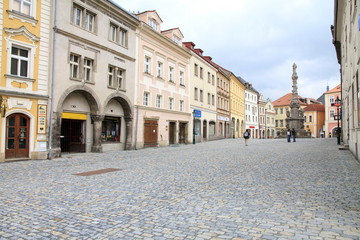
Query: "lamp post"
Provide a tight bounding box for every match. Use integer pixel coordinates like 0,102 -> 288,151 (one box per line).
333,96 -> 342,145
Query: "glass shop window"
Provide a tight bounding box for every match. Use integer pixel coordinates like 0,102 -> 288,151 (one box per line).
101,116 -> 121,142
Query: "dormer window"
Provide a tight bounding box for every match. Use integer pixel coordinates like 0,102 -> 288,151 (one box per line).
148,19 -> 158,31
173,35 -> 181,45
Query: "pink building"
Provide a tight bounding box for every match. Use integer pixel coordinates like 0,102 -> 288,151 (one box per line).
324,84 -> 341,138
134,11 -> 192,148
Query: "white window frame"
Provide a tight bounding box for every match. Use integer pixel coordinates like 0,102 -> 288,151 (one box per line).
13,0 -> 33,16
330,110 -> 335,118
85,11 -> 95,32
144,56 -> 151,74
157,61 -> 163,78
180,100 -> 184,112
330,95 -> 334,104
10,45 -> 30,78
179,71 -> 184,86
108,66 -> 114,87
72,4 -> 83,27
109,23 -> 118,42
119,28 -> 127,47
83,58 -> 93,82
169,66 -> 174,82
70,54 -> 80,79
148,19 -> 158,31
169,98 -> 174,110
116,69 -> 124,89
143,92 -> 150,106
156,95 -> 162,108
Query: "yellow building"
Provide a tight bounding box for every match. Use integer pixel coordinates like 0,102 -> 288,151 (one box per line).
303,104 -> 325,138
224,70 -> 245,138
0,0 -> 51,161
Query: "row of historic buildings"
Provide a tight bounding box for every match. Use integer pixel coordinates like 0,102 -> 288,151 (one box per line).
0,0 -> 337,162
332,0 -> 360,160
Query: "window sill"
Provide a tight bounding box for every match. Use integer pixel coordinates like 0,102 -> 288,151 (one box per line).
107,86 -> 127,92
168,80 -> 176,85
7,10 -> 38,26
144,72 -> 152,76
5,74 -> 35,82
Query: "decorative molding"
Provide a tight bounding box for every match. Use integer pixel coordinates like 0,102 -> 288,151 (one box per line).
4,26 -> 40,42
7,10 -> 38,26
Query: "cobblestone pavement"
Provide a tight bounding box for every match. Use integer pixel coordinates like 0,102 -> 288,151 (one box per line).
1,138 -> 360,240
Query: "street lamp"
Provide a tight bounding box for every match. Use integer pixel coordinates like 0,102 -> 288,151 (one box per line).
333,96 -> 342,145
192,110 -> 196,144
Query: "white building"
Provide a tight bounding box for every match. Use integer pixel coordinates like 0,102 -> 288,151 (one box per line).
244,82 -> 259,138
265,99 -> 276,138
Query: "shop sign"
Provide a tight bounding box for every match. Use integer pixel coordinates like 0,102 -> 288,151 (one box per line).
37,105 -> 47,134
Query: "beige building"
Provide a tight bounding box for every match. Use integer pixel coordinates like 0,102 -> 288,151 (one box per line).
265,99 -> 276,138
332,0 -> 359,158
228,73 -> 245,138
184,42 -> 217,142
258,95 -> 266,138
304,104 -> 325,138
135,11 -> 191,148
49,0 -> 138,158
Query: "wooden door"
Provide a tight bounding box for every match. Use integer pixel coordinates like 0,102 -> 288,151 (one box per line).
6,114 -> 30,159
144,120 -> 158,147
169,122 -> 176,145
203,121 -> 207,141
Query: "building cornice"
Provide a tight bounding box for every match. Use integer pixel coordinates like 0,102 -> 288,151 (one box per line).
0,89 -> 48,100
56,28 -> 135,62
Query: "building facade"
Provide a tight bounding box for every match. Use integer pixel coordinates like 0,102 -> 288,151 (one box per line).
304,104 -> 325,138
323,84 -> 341,138
258,94 -> 266,138
184,42 -> 217,143
228,74 -> 245,138
332,0 -> 359,159
0,0 -> 51,162
135,11 -> 191,148
49,0 -> 139,158
244,82 -> 259,138
265,99 -> 276,138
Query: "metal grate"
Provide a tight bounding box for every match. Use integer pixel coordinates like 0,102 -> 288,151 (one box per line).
73,168 -> 122,176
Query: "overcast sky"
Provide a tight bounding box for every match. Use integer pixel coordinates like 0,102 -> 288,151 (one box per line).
114,0 -> 340,101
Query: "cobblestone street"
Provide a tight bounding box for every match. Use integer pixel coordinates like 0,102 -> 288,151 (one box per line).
1,138 -> 360,240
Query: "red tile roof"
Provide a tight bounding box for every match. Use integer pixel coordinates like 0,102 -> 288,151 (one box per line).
303,104 -> 325,112
325,84 -> 341,94
272,93 -> 307,107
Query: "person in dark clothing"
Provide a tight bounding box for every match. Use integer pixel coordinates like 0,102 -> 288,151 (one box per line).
292,128 -> 297,142
287,128 -> 291,142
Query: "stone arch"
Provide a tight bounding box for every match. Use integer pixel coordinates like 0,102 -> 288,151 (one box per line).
103,92 -> 133,150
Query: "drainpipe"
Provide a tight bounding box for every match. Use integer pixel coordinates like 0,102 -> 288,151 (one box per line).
134,105 -> 139,150
48,0 -> 58,159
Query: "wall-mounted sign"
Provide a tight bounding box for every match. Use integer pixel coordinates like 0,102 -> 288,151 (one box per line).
37,105 -> 47,134
193,109 -> 201,118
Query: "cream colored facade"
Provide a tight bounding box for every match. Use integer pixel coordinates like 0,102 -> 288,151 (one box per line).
49,0 -> 138,158
0,0 -> 51,161
244,83 -> 259,138
184,42 -> 217,142
333,0 -> 359,159
229,74 -> 245,138
215,68 -> 231,138
265,99 -> 276,138
258,95 -> 266,138
135,11 -> 191,148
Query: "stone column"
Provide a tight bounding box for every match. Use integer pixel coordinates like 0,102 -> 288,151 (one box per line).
91,114 -> 104,153
124,116 -> 133,150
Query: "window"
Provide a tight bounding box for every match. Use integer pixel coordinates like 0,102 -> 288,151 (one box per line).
280,108 -> 283,114
208,93 -> 211,104
330,110 -> 335,118
173,35 -> 181,45
83,58 -> 93,82
309,115 -> 312,122
179,71 -> 184,86
194,87 -> 198,100
70,54 -> 80,79
304,116 -> 307,122
280,120 -> 283,127
85,11 -> 95,32
169,98 -> 174,110
194,64 -> 198,76
169,67 -> 174,82
212,95 -> 215,106
119,28 -> 127,46
275,120 -> 278,127
212,75 -> 215,85
156,95 -> 162,108
116,69 -> 124,89
330,95 -> 334,104
109,24 -> 118,42
148,19 -> 158,31
101,117 -> 121,142
180,100 -> 184,112
208,72 -> 211,83
108,66 -> 114,86
143,92 -> 150,106
10,46 -> 29,78
13,0 -> 32,16
157,62 -> 163,78
72,4 -> 83,27
200,90 -> 203,102
144,56 -> 151,74
200,67 -> 203,79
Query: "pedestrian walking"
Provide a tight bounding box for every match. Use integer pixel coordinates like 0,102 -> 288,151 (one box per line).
292,128 -> 297,142
243,129 -> 250,146
287,128 -> 291,142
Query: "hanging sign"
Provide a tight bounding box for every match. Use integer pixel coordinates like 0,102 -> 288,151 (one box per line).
37,105 -> 47,134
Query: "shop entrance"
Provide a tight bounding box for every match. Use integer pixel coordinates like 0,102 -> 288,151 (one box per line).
5,113 -> 30,159
179,122 -> 186,144
61,119 -> 86,153
169,122 -> 176,145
